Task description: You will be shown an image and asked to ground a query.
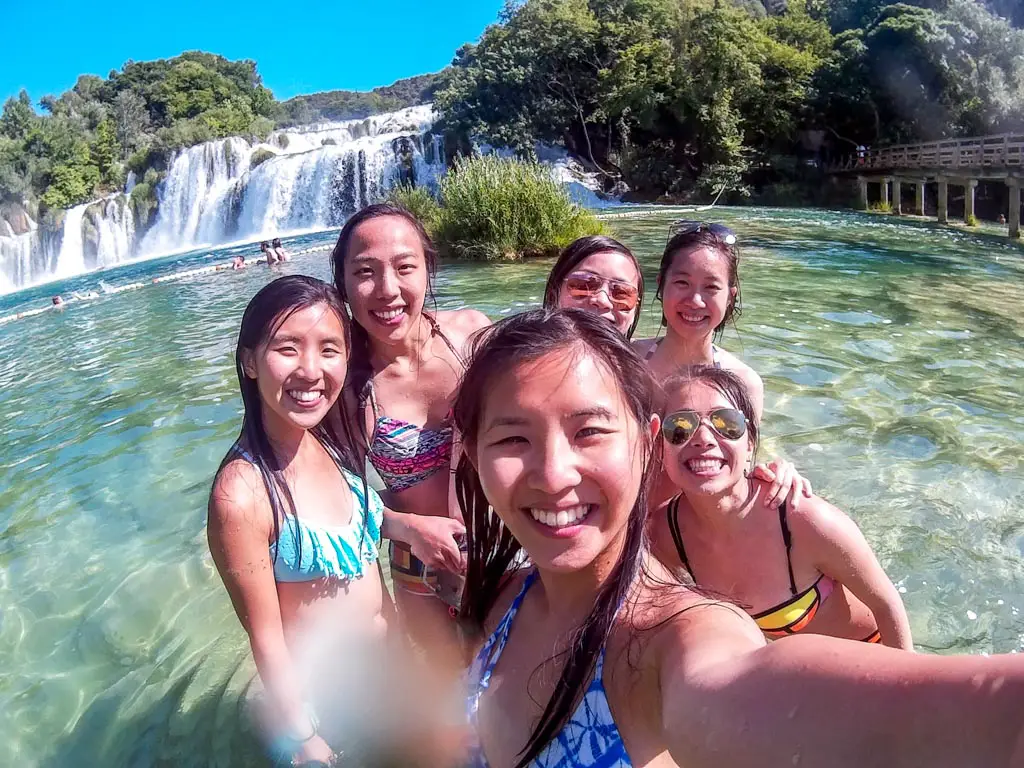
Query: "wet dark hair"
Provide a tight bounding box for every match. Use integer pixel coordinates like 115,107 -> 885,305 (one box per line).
210,275 -> 365,561
330,203 -> 439,435
662,365 -> 760,460
272,238 -> 282,248
655,230 -> 742,342
542,235 -> 645,339
260,241 -> 269,252
454,308 -> 658,767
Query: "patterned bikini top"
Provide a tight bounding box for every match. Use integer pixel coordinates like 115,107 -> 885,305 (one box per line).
466,570 -> 633,767
365,314 -> 463,494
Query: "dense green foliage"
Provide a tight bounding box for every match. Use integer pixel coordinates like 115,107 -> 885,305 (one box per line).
386,183 -> 442,230
0,52 -> 278,208
279,73 -> 442,125
436,0 -> 1024,199
429,155 -> 603,260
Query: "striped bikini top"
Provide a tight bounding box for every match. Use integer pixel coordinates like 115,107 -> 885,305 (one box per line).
366,314 -> 462,494
667,496 -> 836,637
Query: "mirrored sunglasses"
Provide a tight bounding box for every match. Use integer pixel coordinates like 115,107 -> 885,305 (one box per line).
661,408 -> 747,446
564,271 -> 639,312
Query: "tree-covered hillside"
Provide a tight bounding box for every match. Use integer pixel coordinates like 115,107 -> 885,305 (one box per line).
278,73 -> 443,124
435,0 -> 1024,200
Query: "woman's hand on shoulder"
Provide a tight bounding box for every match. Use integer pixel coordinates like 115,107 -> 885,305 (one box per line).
751,457 -> 813,510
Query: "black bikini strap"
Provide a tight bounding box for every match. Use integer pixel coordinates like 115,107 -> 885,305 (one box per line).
777,501 -> 798,595
667,496 -> 692,576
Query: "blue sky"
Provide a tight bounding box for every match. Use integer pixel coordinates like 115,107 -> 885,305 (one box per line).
2,0 -> 505,105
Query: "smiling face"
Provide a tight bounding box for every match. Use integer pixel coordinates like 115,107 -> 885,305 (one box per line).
556,251 -> 641,336
662,380 -> 751,498
471,346 -> 651,573
342,215 -> 431,344
243,302 -> 348,435
660,246 -> 736,340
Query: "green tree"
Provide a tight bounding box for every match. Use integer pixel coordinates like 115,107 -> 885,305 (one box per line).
91,118 -> 122,187
0,90 -> 37,141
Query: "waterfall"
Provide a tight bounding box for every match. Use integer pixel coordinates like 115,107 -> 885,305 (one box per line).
0,104 -> 445,293
53,205 -> 87,279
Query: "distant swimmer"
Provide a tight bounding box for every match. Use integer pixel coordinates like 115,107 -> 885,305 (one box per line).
51,295 -> 65,308
260,241 -> 277,266
272,237 -> 290,262
232,255 -> 246,270
999,213 -> 1007,224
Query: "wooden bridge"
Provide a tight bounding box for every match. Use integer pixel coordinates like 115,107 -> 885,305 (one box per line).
829,133 -> 1024,237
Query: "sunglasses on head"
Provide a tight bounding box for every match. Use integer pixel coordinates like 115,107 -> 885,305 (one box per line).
661,408 -> 747,446
564,271 -> 639,312
669,220 -> 738,246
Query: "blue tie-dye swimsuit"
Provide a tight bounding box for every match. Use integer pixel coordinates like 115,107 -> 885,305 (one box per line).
466,570 -> 633,768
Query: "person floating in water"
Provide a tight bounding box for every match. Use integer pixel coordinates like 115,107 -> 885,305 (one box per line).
272,237 -> 290,262
51,295 -> 65,307
231,255 -> 246,271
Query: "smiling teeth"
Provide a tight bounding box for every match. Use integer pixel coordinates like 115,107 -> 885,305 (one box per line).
373,308 -> 404,320
530,505 -> 590,528
687,458 -> 725,473
288,390 -> 322,403
682,313 -> 707,322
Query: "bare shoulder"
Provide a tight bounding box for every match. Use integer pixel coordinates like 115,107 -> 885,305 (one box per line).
717,348 -> 763,392
436,308 -> 491,337
632,337 -> 657,358
786,493 -> 855,542
208,456 -> 273,534
475,567 -> 534,642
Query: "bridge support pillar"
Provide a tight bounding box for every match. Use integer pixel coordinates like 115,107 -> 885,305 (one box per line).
937,178 -> 949,224
857,177 -> 868,211
1008,177 -> 1021,239
892,178 -> 902,215
914,180 -> 925,215
964,179 -> 978,225
880,177 -> 890,209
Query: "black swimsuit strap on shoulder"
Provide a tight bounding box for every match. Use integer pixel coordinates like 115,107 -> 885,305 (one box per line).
777,501 -> 798,595
666,496 -> 692,575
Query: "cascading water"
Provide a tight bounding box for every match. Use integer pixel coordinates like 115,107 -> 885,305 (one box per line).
53,205 -> 87,280
0,104 -> 445,293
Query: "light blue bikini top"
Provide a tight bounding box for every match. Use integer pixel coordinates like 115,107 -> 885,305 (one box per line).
232,444 -> 383,583
466,570 -> 632,767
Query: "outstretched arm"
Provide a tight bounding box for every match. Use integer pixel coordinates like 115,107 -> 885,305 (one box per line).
662,609 -> 1024,768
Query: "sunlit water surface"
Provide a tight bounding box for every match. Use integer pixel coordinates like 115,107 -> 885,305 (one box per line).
1,209 -> 1023,766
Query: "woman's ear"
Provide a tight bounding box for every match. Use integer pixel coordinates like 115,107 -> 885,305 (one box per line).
240,349 -> 257,379
648,413 -> 662,444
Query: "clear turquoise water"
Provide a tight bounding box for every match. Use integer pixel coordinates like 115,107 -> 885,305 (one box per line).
1,208 -> 1023,766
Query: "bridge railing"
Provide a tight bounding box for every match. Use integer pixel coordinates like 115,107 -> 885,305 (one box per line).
829,133 -> 1024,173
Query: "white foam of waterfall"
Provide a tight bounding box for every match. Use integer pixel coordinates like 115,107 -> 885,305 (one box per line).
91,196 -> 135,268
53,204 -> 88,279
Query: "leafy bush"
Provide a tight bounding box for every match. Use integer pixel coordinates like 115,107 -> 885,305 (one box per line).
433,155 -> 603,260
868,201 -> 893,214
250,147 -> 276,170
966,213 -> 979,227
386,183 -> 440,229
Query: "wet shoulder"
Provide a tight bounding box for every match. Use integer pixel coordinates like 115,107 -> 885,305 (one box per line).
716,349 -> 764,410
435,308 -> 491,355
208,455 -> 274,535
784,493 -> 852,552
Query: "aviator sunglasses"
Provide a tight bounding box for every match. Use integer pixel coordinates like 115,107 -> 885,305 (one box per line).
669,220 -> 738,246
661,408 -> 748,446
564,271 -> 640,312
